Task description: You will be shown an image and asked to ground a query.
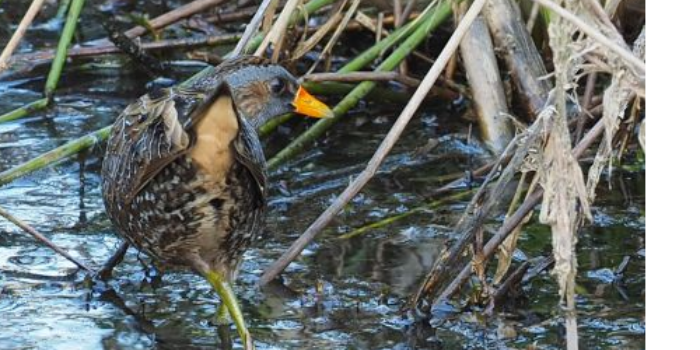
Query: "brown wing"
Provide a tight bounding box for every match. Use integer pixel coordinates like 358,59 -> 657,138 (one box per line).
233,116 -> 268,206
101,86 -> 217,205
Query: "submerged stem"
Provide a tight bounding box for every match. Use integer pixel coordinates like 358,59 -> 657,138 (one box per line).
339,189 -> 475,240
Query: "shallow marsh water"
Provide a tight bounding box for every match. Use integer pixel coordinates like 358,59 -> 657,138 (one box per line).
0,2 -> 644,349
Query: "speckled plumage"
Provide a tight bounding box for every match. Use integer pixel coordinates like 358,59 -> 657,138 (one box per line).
100,56 -> 332,349
101,56 -> 294,276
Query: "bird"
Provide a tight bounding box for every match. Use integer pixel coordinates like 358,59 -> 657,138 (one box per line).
100,55 -> 333,349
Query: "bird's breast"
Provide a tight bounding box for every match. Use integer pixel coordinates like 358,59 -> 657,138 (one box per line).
190,94 -> 239,184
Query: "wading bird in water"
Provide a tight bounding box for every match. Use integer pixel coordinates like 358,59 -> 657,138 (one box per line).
100,55 -> 333,349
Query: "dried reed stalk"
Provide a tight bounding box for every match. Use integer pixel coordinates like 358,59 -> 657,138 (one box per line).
0,206 -> 95,273
260,0 -> 489,285
0,0 -> 47,74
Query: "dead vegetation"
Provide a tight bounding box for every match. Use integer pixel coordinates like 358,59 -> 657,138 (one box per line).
0,0 -> 645,348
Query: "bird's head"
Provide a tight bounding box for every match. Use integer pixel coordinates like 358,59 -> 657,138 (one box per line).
214,57 -> 334,129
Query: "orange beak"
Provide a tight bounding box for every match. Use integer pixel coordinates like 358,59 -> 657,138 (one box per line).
292,86 -> 334,119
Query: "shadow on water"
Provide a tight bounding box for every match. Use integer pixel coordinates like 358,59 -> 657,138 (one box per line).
1,3 -> 644,349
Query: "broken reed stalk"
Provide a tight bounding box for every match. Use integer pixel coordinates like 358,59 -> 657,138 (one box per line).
533,0 -> 645,74
419,120 -> 537,304
304,71 -> 420,86
12,34 -> 242,63
260,0 -> 489,285
409,114 -> 600,307
306,0 -> 363,72
425,118 -> 606,308
204,4 -> 274,24
0,206 -> 95,273
0,0 -> 47,74
0,0 -> 86,123
0,0 -> 334,185
353,11 -> 385,39
482,0 -> 552,121
121,0 -> 228,39
459,14 -> 512,154
544,4 -> 605,348
4,0 -> 233,71
338,189 -> 477,240
488,260 -> 530,312
0,98 -> 50,124
493,172 -> 533,284
231,0 -> 275,57
291,3 -> 347,61
244,0 -> 337,54
266,1 -> 445,169
254,0 -> 303,59
0,127 -> 111,186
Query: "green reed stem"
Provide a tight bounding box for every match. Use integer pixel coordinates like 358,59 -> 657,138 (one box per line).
257,3 -> 438,137
0,126 -> 110,186
267,0 -> 456,170
338,189 -> 475,240
0,0 -> 86,123
46,0 -> 86,98
0,98 -> 49,123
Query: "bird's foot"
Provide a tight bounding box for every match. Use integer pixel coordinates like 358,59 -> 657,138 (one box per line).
204,271 -> 255,349
211,305 -> 255,349
211,302 -> 233,326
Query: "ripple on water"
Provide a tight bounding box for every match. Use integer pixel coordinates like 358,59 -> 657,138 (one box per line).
269,319 -> 303,330
0,290 -> 22,313
9,254 -> 54,267
0,246 -> 79,278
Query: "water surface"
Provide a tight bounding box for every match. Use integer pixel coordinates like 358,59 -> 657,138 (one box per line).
0,2 -> 645,348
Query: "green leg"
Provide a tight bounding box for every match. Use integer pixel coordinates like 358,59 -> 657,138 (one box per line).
213,302 -> 233,325
204,271 -> 255,350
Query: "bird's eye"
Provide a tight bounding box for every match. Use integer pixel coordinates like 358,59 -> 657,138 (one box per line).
270,78 -> 285,95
